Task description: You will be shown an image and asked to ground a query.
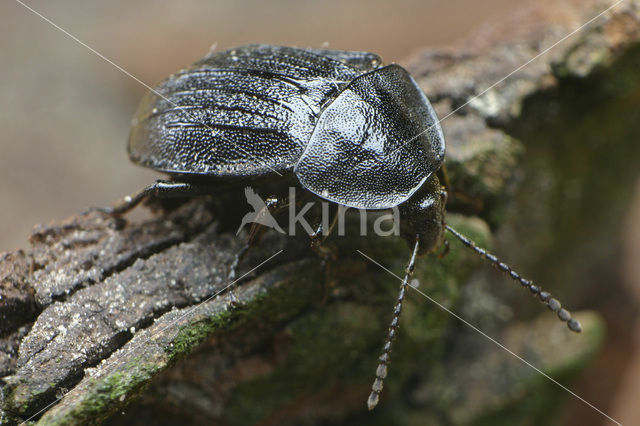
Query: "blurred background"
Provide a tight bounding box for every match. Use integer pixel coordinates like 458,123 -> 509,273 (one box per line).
1,0 -> 537,251
1,1 -> 638,425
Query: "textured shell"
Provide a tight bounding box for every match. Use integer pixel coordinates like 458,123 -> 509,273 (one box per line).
128,45 -> 381,177
294,65 -> 445,209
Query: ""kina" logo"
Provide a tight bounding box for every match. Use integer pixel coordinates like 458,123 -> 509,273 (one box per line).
236,186 -> 400,237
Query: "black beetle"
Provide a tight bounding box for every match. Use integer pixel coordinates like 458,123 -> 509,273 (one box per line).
105,44 -> 581,410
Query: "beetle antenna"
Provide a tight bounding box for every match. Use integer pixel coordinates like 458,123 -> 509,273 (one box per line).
445,225 -> 582,333
367,236 -> 420,410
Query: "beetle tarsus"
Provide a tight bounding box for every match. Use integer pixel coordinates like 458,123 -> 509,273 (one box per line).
225,243 -> 251,308
99,180 -> 211,216
437,239 -> 450,259
226,289 -> 241,309
445,225 -> 582,333
106,187 -> 154,215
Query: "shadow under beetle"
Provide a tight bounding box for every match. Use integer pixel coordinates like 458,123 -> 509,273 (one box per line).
104,44 -> 582,410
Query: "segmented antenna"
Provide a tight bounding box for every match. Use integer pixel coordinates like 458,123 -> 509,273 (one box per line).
445,225 -> 582,333
367,237 -> 420,410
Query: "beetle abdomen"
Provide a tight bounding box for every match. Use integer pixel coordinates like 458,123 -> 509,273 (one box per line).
128,45 -> 382,178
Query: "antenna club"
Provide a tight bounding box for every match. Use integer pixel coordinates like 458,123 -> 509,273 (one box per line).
568,319 -> 582,333
367,392 -> 380,411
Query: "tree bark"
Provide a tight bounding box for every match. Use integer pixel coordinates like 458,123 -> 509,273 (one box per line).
2,1 -> 639,424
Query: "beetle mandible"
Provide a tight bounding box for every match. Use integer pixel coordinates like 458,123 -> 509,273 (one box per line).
103,44 -> 582,410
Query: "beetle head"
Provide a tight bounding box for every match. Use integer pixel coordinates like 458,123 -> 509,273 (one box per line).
398,174 -> 446,255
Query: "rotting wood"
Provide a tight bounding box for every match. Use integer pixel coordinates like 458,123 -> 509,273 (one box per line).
1,1 -> 639,424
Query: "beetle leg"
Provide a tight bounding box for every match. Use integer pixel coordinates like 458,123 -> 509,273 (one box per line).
225,243 -> 250,307
305,209 -> 338,305
226,195 -> 289,307
309,222 -> 332,292
94,180 -> 209,216
368,236 -> 420,410
310,208 -> 339,246
437,164 -> 452,194
310,210 -> 339,264
437,239 -> 450,259
309,222 -> 324,252
246,197 -> 286,243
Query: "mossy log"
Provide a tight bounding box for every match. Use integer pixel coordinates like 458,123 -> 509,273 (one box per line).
2,0 -> 639,424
